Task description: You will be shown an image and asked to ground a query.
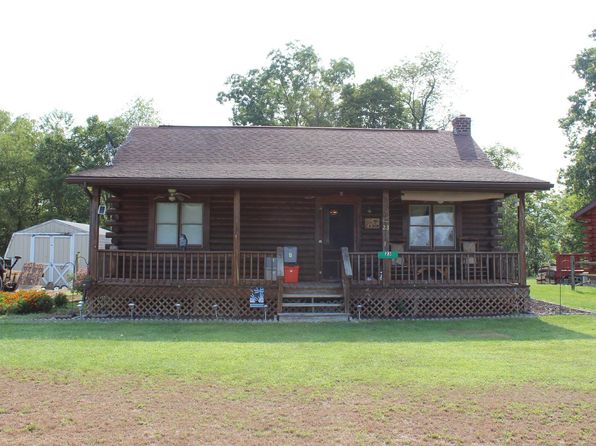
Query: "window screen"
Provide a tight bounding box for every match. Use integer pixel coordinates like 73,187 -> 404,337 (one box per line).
156,202 -> 204,246
409,204 -> 456,249
433,205 -> 455,247
156,202 -> 178,245
409,205 -> 431,247
181,203 -> 203,245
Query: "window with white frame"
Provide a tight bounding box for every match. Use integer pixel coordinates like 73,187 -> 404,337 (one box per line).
156,202 -> 203,246
408,204 -> 455,249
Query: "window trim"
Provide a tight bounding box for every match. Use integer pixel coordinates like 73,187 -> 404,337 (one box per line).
154,201 -> 206,249
407,204 -> 456,250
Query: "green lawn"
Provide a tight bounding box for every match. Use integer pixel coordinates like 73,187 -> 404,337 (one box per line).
1,316 -> 594,391
529,278 -> 596,312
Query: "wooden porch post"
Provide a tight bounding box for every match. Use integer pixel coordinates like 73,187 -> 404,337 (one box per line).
88,186 -> 101,279
232,189 -> 241,286
382,189 -> 391,287
517,192 -> 527,286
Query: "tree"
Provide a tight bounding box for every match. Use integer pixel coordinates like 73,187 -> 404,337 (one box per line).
338,77 -> 406,128
0,111 -> 41,251
35,110 -> 85,221
121,97 -> 161,128
386,51 -> 455,129
217,42 -> 354,126
559,29 -> 596,203
483,144 -> 521,171
484,144 -> 583,274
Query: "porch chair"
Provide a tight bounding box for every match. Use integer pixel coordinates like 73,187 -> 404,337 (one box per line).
461,240 -> 479,282
390,242 -> 407,282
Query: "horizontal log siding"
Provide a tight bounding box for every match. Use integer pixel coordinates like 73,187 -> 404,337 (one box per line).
209,193 -> 234,250
174,190 -> 316,281
359,194 -> 405,251
240,192 -> 316,281
460,200 -> 501,251
106,192 -> 150,250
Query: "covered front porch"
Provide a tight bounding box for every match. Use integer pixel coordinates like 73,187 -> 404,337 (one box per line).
83,186 -> 529,319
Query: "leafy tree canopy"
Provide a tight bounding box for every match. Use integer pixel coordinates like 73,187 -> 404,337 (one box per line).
219,44 -> 456,131
218,42 -> 354,127
483,144 -> 521,171
386,50 -> 455,129
339,77 -> 406,128
484,144 -> 583,273
559,29 -> 596,203
0,97 -> 161,252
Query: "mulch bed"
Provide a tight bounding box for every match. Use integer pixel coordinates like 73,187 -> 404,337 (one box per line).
529,298 -> 593,315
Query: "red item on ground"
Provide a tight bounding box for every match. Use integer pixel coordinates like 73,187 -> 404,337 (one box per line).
284,265 -> 300,283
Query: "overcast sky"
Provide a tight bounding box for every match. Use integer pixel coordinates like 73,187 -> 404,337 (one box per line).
2,0 -> 595,184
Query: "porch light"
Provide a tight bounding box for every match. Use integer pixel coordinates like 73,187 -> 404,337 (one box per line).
168,189 -> 177,202
329,208 -> 339,216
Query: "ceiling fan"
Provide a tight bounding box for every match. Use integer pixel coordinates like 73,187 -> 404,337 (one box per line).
154,188 -> 191,202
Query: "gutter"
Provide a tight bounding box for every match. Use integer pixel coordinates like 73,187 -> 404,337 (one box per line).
66,176 -> 553,192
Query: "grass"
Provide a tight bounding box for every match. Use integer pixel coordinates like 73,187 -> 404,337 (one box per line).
529,278 -> 596,312
0,316 -> 594,391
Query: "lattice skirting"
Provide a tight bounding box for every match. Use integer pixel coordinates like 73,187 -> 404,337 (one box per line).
86,284 -> 277,319
350,286 -> 530,318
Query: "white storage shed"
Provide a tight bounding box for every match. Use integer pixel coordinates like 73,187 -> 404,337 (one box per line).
3,219 -> 108,287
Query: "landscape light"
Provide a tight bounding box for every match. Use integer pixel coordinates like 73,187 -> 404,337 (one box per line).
356,304 -> 363,321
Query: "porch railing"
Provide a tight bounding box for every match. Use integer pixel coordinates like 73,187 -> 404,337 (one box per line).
349,251 -> 520,285
96,249 -> 276,283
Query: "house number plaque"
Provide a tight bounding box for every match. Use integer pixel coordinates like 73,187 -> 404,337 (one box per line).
364,218 -> 380,229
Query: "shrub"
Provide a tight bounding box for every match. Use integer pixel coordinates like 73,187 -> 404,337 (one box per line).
53,293 -> 69,307
0,289 -> 53,314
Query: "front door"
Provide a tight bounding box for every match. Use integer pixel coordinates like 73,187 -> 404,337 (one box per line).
321,205 -> 354,280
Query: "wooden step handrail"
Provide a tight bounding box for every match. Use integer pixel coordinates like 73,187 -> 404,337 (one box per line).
340,247 -> 352,315
276,247 -> 285,315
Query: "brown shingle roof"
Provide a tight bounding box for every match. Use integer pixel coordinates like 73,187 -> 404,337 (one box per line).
67,126 -> 552,191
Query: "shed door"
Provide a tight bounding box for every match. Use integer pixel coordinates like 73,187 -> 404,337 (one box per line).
31,235 -> 74,287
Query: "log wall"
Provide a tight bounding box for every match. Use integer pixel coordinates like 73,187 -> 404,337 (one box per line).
104,188 -> 503,281
577,207 -> 596,273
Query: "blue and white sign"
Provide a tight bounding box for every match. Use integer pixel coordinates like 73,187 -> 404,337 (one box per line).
249,287 -> 266,308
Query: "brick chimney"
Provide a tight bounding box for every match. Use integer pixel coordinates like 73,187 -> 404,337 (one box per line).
452,114 -> 471,135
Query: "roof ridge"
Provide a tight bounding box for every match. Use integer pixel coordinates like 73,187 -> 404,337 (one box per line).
154,125 -> 441,133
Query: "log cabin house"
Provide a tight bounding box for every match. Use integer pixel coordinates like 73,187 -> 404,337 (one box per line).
66,115 -> 552,320
573,199 -> 596,278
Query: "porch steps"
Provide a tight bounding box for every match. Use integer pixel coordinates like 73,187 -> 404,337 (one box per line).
277,312 -> 350,322
279,281 -> 347,321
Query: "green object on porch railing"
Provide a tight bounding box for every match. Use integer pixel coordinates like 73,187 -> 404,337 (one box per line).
377,251 -> 398,260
